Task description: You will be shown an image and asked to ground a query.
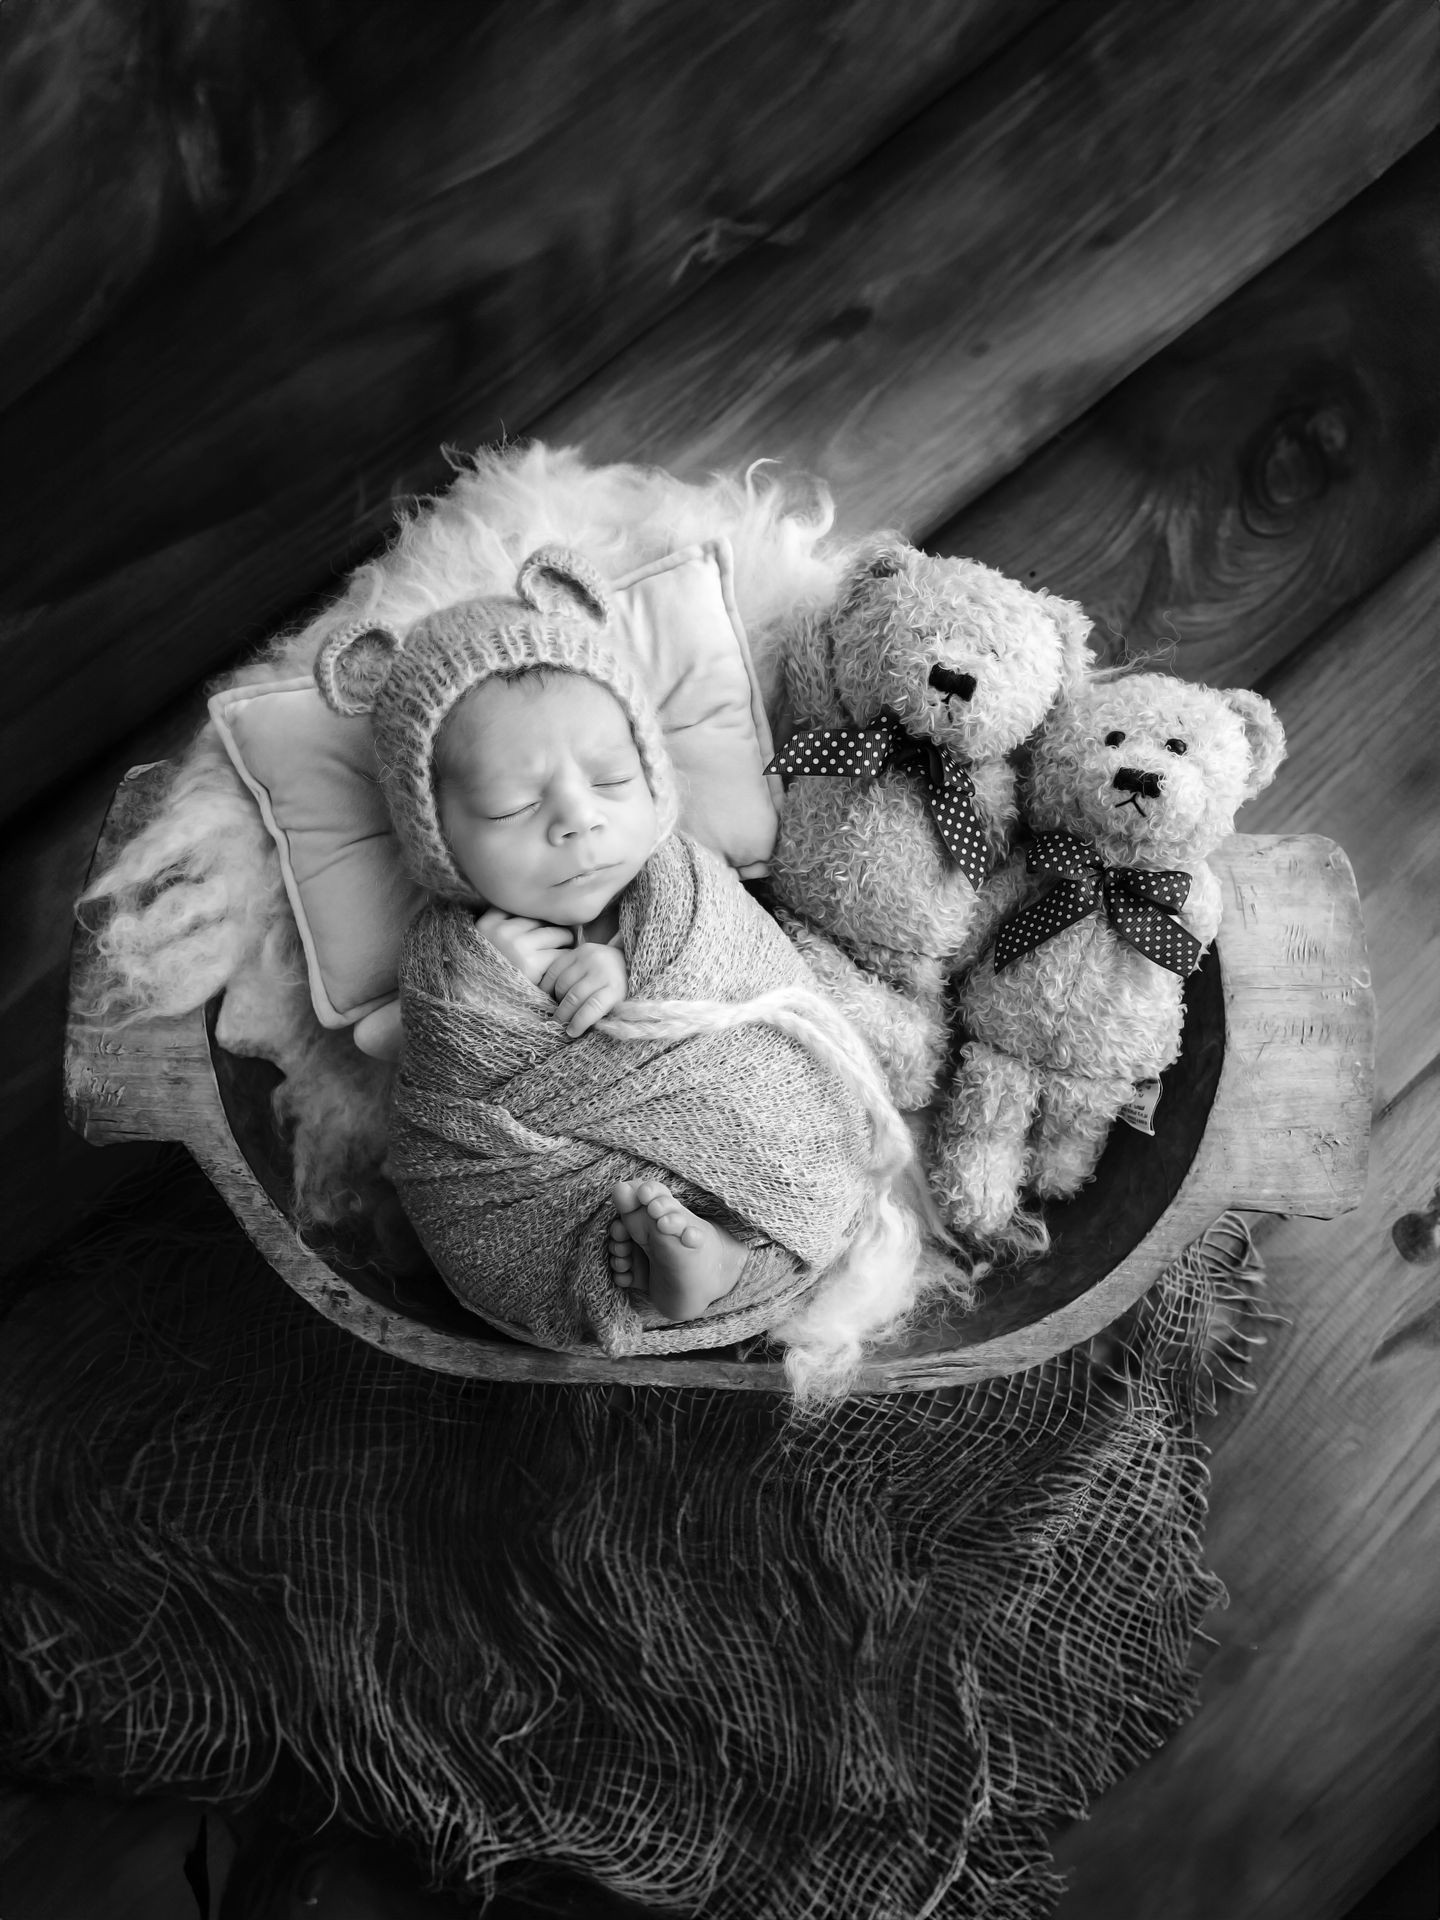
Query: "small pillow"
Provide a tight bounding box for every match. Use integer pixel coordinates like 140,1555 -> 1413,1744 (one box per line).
211,540 -> 778,1028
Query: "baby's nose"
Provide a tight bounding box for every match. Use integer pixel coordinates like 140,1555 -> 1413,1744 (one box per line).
552,812 -> 601,840
549,787 -> 604,838
1113,767 -> 1163,799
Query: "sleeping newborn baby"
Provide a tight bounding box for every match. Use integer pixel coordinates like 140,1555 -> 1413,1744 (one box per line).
313,545 -> 920,1380
430,637 -> 761,1324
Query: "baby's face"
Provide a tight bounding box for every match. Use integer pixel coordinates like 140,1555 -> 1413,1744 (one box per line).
435,672 -> 659,923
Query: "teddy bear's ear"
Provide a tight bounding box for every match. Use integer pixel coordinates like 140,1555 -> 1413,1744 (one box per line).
1223,687 -> 1287,798
845,532 -> 913,589
1042,591 -> 1097,693
515,545 -> 611,627
313,620 -> 402,717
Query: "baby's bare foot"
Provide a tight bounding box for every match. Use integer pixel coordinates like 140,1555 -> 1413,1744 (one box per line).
608,1179 -> 749,1323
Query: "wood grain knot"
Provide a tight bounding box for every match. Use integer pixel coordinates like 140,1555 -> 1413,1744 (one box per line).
1241,403 -> 1353,535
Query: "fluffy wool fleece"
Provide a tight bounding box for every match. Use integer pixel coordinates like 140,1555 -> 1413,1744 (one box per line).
80,443 -> 963,1381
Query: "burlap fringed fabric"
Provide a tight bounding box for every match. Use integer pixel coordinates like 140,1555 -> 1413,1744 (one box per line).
0,1163 -> 1257,1920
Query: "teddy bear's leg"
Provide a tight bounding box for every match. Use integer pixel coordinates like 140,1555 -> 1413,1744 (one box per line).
782,922 -> 947,1109
1027,1068 -> 1135,1202
930,1040 -> 1040,1238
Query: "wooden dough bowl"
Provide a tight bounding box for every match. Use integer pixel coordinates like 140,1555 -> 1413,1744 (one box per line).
65,765 -> 1374,1392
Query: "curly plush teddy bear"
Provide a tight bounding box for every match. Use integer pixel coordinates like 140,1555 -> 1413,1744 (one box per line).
930,668 -> 1286,1245
764,535 -> 1094,1108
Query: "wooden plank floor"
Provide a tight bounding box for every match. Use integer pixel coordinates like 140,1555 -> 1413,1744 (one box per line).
1,0 -> 1433,822
940,186 -> 1440,1916
933,135 -> 1440,690
0,0 -> 1051,821
1,4 -> 1438,1913
1052,540 -> 1440,1917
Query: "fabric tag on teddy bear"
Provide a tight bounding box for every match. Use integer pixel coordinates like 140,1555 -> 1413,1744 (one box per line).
1117,1077 -> 1164,1136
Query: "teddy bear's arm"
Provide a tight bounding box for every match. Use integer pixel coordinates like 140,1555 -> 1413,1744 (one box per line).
783,919 -> 948,1109
968,756 -> 1020,853
946,855 -> 1035,979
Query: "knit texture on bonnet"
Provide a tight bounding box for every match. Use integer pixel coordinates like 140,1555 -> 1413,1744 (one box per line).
314,545 -> 679,899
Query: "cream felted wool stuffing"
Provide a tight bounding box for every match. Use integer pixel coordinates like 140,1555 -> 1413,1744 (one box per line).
932,669 -> 1286,1248
766,536 -> 1094,1109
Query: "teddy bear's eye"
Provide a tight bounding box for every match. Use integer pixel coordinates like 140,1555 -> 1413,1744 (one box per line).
1104,730 -> 1126,747
1165,738 -> 1188,755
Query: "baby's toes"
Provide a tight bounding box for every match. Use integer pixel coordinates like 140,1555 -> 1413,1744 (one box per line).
612,1179 -> 640,1215
635,1179 -> 671,1211
607,1218 -> 635,1282
650,1204 -> 695,1241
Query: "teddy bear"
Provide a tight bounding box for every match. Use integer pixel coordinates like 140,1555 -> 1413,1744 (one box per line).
763,534 -> 1094,1109
929,668 -> 1286,1246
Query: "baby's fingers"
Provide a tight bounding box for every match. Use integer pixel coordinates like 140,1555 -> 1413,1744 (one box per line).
540,951 -> 586,998
560,980 -> 621,1037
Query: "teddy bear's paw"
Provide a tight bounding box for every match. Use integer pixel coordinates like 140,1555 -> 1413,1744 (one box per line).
869,999 -> 948,1108
929,1042 -> 1037,1234
886,1058 -> 942,1111
927,1135 -> 1029,1241
1027,1071 -> 1132,1201
969,1202 -> 1052,1264
1029,1159 -> 1093,1204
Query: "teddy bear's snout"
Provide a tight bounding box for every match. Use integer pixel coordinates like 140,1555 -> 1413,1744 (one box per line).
928,665 -> 976,701
1113,767 -> 1164,799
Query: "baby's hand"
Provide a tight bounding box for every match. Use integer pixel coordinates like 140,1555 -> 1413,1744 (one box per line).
541,942 -> 629,1038
477,909 -> 575,986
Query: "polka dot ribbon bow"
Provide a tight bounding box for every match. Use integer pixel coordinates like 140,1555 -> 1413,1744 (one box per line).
993,831 -> 1202,975
765,708 -> 993,890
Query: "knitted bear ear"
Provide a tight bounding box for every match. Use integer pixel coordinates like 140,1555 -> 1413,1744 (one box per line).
515,546 -> 611,626
1222,687 -> 1287,799
313,620 -> 402,716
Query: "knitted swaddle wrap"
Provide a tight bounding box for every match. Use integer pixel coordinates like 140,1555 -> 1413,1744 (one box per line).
389,833 -> 880,1355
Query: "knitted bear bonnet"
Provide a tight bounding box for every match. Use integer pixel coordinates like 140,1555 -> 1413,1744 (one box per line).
313,546 -> 678,900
